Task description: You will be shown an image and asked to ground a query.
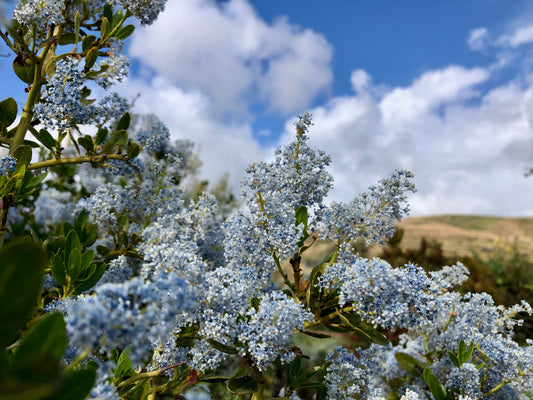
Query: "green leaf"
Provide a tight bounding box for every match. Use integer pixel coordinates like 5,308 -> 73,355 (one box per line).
68,248 -> 82,282
103,130 -> 127,153
207,339 -> 238,354
74,11 -> 81,44
78,136 -> 94,152
13,56 -> 35,84
0,98 -> 17,133
74,209 -> 90,234
12,313 -> 67,372
423,367 -> 447,400
95,127 -> 108,145
127,141 -> 141,159
301,330 -> 331,339
0,241 -> 46,348
114,24 -> 135,40
65,230 -> 81,267
103,3 -> 113,22
4,19 -> 22,43
96,245 -> 110,258
115,112 -> 131,131
43,367 -> 97,400
84,47 -> 98,70
296,382 -> 327,390
111,8 -> 124,29
101,17 -> 110,40
227,375 -> 257,395
447,351 -> 461,368
394,352 -> 425,377
22,140 -> 40,148
117,215 -> 129,232
458,340 -> 466,358
463,341 -> 475,364
289,357 -> 302,379
57,32 -> 76,45
81,35 -> 96,52
52,252 -> 66,287
12,145 -> 32,171
114,347 -> 135,380
351,319 -> 389,346
31,128 -> 57,150
74,262 -> 105,294
295,205 -> 308,227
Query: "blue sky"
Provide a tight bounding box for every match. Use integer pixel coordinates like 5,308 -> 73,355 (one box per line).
4,0 -> 533,216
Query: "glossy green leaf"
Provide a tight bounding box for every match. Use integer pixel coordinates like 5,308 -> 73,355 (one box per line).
52,252 -> 66,286
101,17 -> 110,40
0,98 -> 17,133
115,112 -> 130,131
68,248 -> 82,282
65,230 -> 81,266
58,32 -> 76,45
82,35 -> 96,52
12,313 -> 67,378
114,347 -> 135,380
423,368 -> 447,400
115,24 -> 135,40
227,375 -> 257,395
43,367 -> 96,400
295,205 -> 308,227
12,145 -> 32,171
74,262 -> 105,294
395,352 -> 425,377
207,339 -> 238,354
85,47 -> 98,70
0,241 -> 46,348
78,136 -> 94,152
31,128 -> 57,150
95,127 -> 108,145
447,351 -> 460,368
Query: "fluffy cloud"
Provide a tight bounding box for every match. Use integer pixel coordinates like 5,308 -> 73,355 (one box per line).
114,76 -> 267,193
128,0 -> 332,116
280,66 -> 533,216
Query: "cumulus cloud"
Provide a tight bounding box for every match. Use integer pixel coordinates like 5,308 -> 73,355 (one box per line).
113,76 -> 267,193
128,0 -> 332,116
280,66 -> 533,216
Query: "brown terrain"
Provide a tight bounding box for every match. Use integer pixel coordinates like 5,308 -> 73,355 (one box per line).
396,215 -> 533,258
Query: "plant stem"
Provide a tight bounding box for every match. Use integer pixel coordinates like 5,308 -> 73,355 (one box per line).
28,153 -> 130,170
117,362 -> 186,389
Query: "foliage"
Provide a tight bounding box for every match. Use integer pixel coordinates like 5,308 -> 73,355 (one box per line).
0,2 -> 532,400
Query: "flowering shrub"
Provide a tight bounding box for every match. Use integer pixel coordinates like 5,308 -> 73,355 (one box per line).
0,1 -> 532,399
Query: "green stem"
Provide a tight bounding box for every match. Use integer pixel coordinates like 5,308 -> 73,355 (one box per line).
251,366 -> 266,400
117,362 -> 185,389
28,153 -> 130,170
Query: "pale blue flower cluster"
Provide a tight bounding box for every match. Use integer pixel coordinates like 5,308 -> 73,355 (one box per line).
324,347 -> 370,399
34,57 -> 94,132
318,169 -> 415,244
0,156 -> 16,176
321,252 -> 533,397
321,253 -> 460,331
237,291 -> 313,370
14,0 -> 66,30
50,275 -> 197,366
135,114 -> 171,154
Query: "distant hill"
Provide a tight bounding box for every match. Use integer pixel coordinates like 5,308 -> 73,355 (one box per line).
397,215 -> 533,258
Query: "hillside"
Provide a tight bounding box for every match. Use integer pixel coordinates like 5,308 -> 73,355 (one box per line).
397,215 -> 533,258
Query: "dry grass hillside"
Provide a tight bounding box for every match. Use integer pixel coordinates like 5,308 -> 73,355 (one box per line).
396,215 -> 533,258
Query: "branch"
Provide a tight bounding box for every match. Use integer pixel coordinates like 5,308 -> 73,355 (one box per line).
28,153 -> 130,170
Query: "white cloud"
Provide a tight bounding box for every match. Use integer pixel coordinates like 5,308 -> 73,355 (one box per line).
128,0 -> 332,116
468,27 -> 490,51
114,76 -> 266,193
498,24 -> 533,47
280,67 -> 533,216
